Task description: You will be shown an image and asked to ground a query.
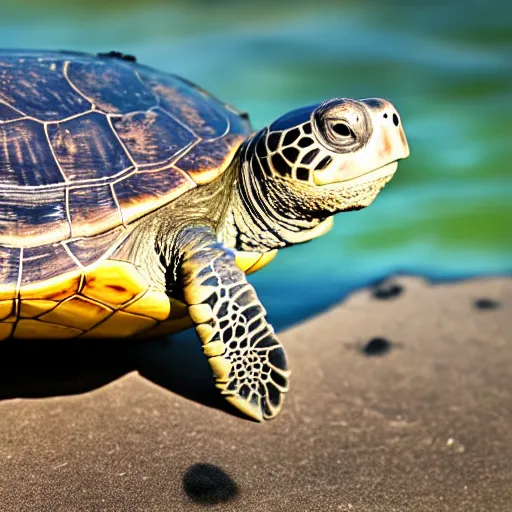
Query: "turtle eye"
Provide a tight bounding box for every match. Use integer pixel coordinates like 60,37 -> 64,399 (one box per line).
313,98 -> 372,153
331,122 -> 353,138
319,118 -> 357,148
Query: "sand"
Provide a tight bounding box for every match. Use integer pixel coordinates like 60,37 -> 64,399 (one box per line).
0,275 -> 510,511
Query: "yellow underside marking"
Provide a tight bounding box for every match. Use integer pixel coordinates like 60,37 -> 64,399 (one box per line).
20,270 -> 82,301
80,310 -> 157,339
19,299 -> 59,318
123,289 -> 171,321
0,288 -> 16,301
0,300 -> 15,320
40,296 -> 113,331
81,260 -> 148,306
2,259 -> 158,340
14,319 -> 83,339
2,244 -> 278,341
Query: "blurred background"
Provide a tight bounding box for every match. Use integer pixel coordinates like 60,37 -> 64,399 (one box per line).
0,0 -> 510,330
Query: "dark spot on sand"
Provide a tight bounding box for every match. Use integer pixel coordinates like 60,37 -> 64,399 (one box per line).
362,337 -> 391,356
373,283 -> 403,299
474,298 -> 501,310
183,463 -> 238,505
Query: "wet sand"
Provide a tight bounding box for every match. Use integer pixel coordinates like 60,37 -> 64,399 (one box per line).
0,275 -> 510,511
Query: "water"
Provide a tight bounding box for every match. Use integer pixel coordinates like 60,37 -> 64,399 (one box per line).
1,0 -> 510,329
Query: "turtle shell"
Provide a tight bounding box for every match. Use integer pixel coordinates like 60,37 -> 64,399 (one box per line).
0,49 -> 251,296
0,50 -> 251,243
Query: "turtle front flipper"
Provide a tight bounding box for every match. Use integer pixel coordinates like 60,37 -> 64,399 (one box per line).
178,227 -> 289,422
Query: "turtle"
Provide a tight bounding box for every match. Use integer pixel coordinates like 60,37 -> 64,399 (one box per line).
0,49 -> 409,421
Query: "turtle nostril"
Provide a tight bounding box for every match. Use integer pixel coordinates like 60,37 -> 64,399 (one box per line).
392,113 -> 399,127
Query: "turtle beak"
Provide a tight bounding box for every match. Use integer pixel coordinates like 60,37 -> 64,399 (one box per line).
361,98 -> 410,162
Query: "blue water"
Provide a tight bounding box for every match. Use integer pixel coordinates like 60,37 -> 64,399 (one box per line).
1,0 -> 510,329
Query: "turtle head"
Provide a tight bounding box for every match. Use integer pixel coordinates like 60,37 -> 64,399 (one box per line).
235,97 -> 409,249
261,97 -> 409,205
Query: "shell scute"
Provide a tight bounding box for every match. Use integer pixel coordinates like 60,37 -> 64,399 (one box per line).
66,59 -> 156,114
0,119 -> 65,187
111,108 -> 198,167
14,319 -> 82,339
21,242 -> 77,287
113,165 -> 194,226
145,75 -> 229,140
40,295 -> 113,331
65,227 -> 126,268
19,269 -> 81,301
123,289 -> 171,321
0,300 -> 15,320
0,102 -> 24,122
47,111 -> 132,182
80,310 -> 157,339
0,188 -> 69,247
19,299 -> 58,318
68,185 -> 122,238
0,323 -> 13,340
175,133 -> 245,185
0,57 -> 88,120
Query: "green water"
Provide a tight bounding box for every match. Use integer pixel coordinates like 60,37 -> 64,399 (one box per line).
1,0 -> 511,329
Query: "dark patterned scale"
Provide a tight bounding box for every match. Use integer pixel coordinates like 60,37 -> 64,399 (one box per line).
0,49 -> 252,290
